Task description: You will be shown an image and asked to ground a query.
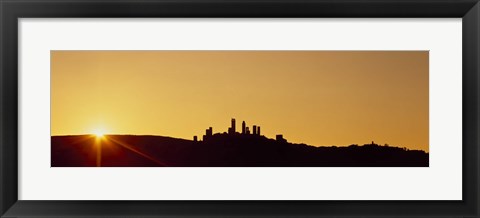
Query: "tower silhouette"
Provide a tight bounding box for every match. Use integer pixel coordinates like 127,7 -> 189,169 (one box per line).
253,125 -> 257,135
229,118 -> 236,135
204,127 -> 213,141
242,121 -> 246,134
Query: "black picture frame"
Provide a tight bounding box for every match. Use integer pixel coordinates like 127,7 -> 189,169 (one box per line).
1,0 -> 479,217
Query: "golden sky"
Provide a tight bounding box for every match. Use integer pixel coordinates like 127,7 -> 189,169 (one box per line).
51,51 -> 429,151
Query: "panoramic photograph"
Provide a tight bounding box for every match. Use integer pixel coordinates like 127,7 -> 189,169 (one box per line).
51,51 -> 429,167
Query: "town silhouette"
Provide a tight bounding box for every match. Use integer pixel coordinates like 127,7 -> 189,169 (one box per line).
52,118 -> 429,167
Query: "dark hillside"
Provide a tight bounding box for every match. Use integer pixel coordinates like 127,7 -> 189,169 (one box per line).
52,134 -> 428,167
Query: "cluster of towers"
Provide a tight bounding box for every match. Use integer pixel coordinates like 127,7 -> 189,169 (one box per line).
200,127 -> 213,141
194,118 -> 262,142
235,119 -> 261,135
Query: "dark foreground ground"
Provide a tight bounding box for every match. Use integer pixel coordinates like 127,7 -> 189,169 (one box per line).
51,134 -> 428,167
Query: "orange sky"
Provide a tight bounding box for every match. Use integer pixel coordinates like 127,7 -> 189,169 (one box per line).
51,51 -> 429,151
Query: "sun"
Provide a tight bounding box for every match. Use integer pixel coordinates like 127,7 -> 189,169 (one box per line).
92,129 -> 106,138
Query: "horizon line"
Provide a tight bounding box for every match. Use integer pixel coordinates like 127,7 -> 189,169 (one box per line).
50,133 -> 429,153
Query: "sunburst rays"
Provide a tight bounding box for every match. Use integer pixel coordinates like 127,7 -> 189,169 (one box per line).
93,136 -> 168,167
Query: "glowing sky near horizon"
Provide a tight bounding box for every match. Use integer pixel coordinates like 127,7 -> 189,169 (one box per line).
51,51 -> 429,151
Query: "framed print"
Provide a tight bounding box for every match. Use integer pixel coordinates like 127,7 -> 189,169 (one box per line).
1,0 -> 479,217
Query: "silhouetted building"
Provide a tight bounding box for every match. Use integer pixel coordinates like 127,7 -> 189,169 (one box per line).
228,119 -> 236,135
204,127 -> 213,141
257,126 -> 261,135
193,136 -> 198,142
242,121 -> 246,134
253,125 -> 257,135
208,127 -> 212,136
246,127 -> 250,135
276,134 -> 286,142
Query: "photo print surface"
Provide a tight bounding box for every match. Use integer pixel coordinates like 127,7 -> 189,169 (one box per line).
51,51 -> 429,167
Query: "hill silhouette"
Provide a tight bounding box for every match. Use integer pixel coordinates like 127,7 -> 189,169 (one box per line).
51,133 -> 428,167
